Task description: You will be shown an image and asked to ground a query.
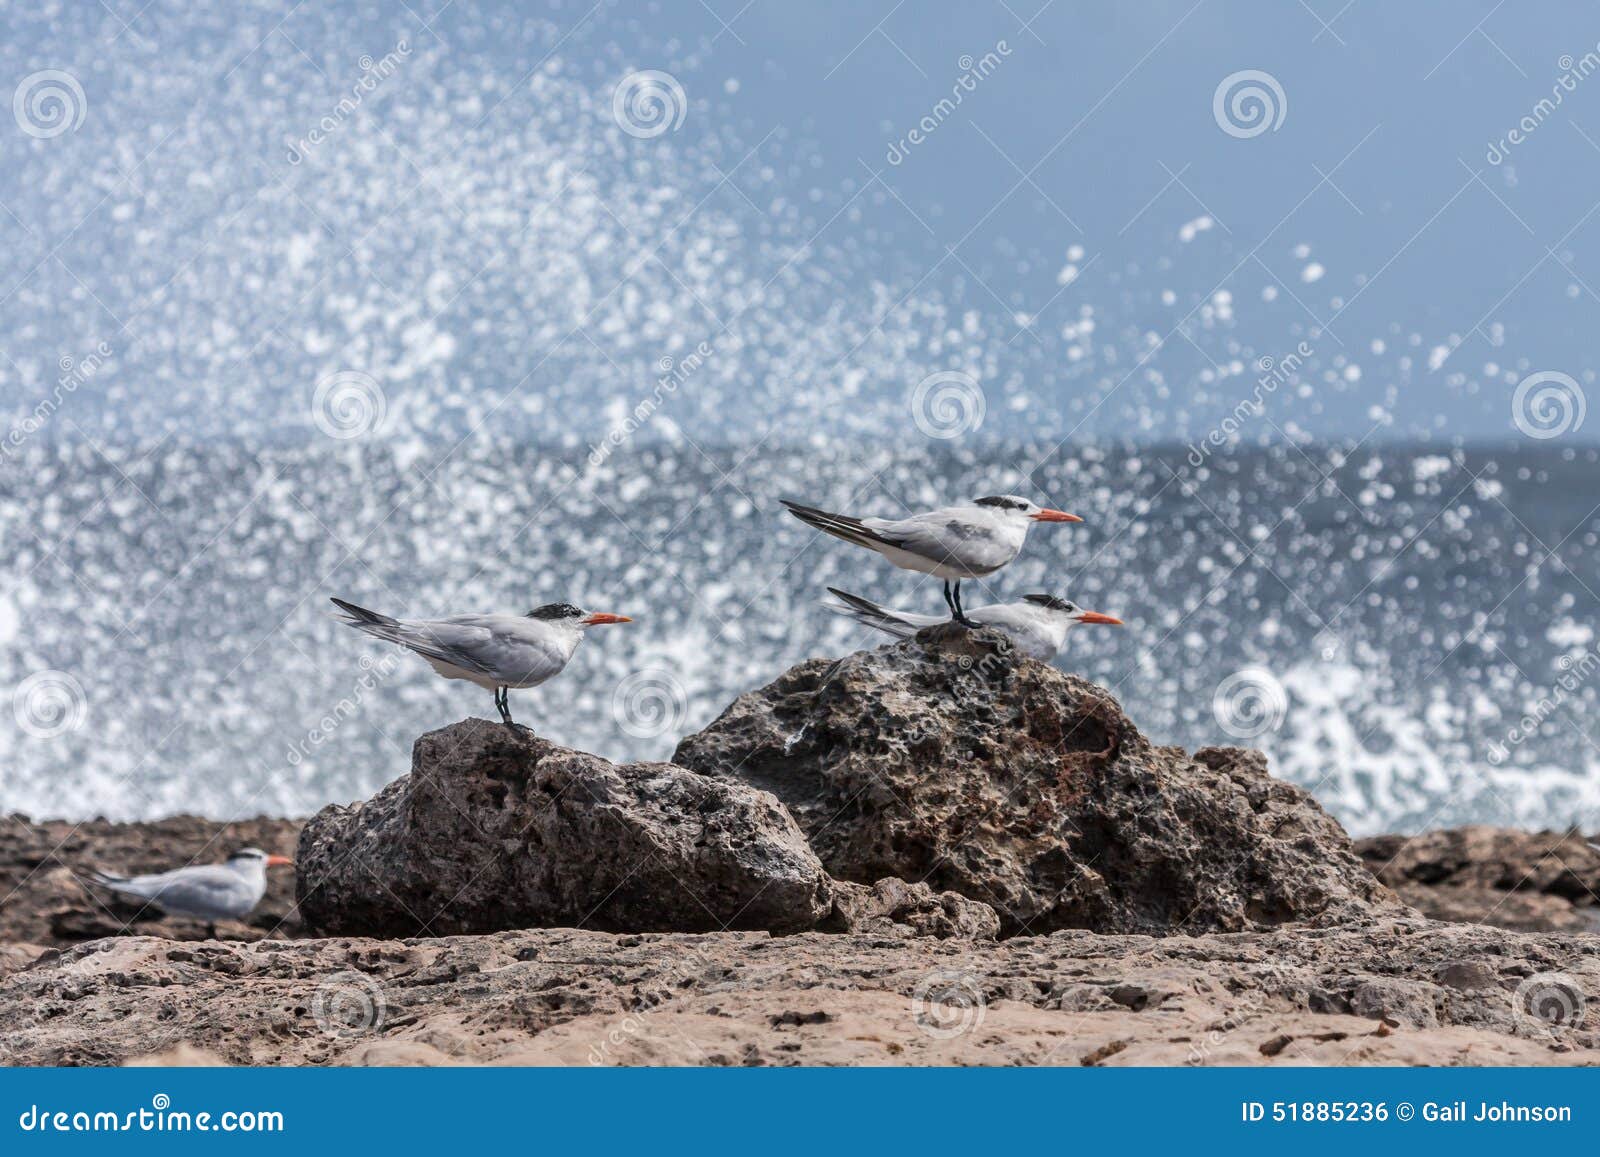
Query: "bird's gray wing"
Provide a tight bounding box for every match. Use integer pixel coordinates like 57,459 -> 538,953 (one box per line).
861,511 -> 1013,569
388,619 -> 501,676
144,869 -> 257,920
420,616 -> 570,685
95,865 -> 252,918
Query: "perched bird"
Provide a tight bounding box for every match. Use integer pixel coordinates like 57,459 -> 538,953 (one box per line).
782,495 -> 1083,626
330,598 -> 632,727
86,847 -> 293,938
828,588 -> 1122,660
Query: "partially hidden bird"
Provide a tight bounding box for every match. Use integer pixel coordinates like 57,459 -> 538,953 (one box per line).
827,588 -> 1122,660
781,494 -> 1082,626
86,847 -> 293,938
329,597 -> 631,727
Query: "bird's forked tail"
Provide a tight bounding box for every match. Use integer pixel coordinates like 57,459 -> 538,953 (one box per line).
825,587 -> 940,640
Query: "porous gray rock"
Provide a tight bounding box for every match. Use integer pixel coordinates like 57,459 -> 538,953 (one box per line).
297,720 -> 834,937
674,627 -> 1399,936
824,877 -> 1001,940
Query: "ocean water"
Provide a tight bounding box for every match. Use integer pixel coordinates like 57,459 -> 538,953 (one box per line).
3,436 -> 1598,836
7,3 -> 1600,837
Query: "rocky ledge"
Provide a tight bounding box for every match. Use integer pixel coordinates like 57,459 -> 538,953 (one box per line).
1,627 -> 1595,1066
1,920 -> 1595,1066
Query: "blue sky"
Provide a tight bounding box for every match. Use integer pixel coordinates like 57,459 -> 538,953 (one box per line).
2,0 -> 1597,443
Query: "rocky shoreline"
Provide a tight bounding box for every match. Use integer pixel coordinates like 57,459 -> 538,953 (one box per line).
2,628 -> 1596,1066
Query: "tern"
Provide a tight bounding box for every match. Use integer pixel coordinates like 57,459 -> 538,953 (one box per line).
330,598 -> 632,727
827,588 -> 1122,660
781,495 -> 1082,626
86,848 -> 293,938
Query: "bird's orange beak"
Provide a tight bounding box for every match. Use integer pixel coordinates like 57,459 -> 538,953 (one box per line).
266,855 -> 294,868
581,613 -> 632,626
1077,611 -> 1123,626
1031,509 -> 1083,523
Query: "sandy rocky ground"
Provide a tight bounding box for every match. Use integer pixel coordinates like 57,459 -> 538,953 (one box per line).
2,627 -> 1597,1067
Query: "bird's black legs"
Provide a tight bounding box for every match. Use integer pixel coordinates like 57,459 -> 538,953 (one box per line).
494,686 -> 514,727
944,579 -> 977,627
947,579 -> 972,624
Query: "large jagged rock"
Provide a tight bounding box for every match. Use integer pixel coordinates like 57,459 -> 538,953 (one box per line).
297,719 -> 838,937
1357,826 -> 1600,933
674,627 -> 1399,936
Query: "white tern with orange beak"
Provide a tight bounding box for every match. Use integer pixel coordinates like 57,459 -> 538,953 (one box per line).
87,848 -> 293,934
330,598 -> 632,727
827,588 -> 1122,660
781,494 -> 1083,626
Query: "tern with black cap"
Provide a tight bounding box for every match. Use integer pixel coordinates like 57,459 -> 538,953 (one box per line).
330,598 -> 632,727
827,588 -> 1122,660
86,848 -> 293,938
781,494 -> 1083,626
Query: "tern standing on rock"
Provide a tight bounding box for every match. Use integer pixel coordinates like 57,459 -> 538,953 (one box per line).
828,589 -> 1122,660
87,848 -> 293,938
330,598 -> 632,727
781,495 -> 1083,626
